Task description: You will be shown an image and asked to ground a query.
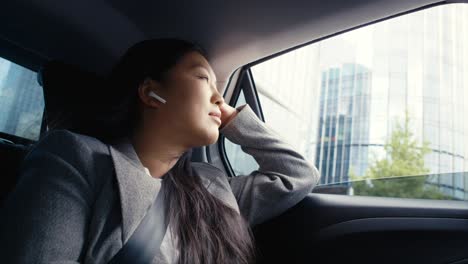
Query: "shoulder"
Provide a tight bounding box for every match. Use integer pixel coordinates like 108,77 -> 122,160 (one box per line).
191,162 -> 225,176
191,162 -> 238,210
23,129 -> 112,188
32,129 -> 107,155
191,162 -> 227,185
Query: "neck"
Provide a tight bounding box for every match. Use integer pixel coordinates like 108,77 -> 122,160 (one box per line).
131,129 -> 186,179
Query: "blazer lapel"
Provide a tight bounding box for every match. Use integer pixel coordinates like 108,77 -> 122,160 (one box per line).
109,138 -> 162,243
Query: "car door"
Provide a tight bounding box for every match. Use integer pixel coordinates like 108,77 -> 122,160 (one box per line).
209,3 -> 468,263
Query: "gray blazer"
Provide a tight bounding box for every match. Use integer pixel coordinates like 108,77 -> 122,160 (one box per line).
0,104 -> 320,263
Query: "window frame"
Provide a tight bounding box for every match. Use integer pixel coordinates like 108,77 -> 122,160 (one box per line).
211,68 -> 266,178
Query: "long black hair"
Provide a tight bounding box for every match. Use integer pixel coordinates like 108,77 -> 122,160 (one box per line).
100,38 -> 256,264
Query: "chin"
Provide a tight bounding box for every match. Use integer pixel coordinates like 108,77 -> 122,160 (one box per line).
190,127 -> 219,147
201,129 -> 220,146
206,132 -> 219,145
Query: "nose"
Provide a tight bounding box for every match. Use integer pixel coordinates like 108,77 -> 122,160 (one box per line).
212,88 -> 224,106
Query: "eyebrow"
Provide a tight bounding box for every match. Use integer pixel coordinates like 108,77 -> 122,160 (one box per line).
189,63 -> 206,70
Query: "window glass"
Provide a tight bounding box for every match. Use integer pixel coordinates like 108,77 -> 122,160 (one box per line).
0,57 -> 44,140
229,4 -> 468,201
224,90 -> 260,176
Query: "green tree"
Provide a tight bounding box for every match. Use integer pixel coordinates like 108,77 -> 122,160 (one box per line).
350,112 -> 449,199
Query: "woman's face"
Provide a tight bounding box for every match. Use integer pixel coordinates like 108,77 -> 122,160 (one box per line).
143,51 -> 224,148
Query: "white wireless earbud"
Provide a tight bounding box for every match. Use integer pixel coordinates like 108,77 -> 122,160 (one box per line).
148,91 -> 166,104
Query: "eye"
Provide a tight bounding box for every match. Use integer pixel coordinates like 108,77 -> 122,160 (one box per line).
198,75 -> 209,82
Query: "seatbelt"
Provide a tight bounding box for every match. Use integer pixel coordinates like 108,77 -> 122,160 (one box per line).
109,179 -> 169,264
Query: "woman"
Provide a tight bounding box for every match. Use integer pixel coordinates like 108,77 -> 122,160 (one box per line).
0,38 -> 320,264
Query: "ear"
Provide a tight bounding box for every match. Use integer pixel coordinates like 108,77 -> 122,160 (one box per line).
138,78 -> 164,109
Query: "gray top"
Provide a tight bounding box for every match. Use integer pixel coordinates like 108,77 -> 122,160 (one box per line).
0,103 -> 320,263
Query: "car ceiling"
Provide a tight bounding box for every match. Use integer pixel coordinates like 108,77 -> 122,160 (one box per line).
1,0 -> 444,93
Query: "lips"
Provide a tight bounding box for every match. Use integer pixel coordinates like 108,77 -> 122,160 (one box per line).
209,112 -> 221,118
209,111 -> 222,125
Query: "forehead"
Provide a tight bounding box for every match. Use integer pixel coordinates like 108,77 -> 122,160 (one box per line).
180,52 -> 217,81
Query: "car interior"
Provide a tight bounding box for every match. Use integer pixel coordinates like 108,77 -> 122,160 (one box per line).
1,0 -> 468,263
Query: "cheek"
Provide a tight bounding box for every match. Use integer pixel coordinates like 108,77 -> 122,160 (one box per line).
170,97 -> 205,129
179,91 -> 209,117
169,105 -> 219,145
167,81 -> 211,128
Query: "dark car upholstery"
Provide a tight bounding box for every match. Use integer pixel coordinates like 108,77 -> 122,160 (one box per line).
0,140 -> 28,203
0,61 -> 105,204
38,60 -> 107,136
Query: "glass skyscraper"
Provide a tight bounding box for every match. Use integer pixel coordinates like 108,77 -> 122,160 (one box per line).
315,64 -> 372,184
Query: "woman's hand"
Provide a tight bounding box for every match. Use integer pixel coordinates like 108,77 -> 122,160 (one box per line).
219,102 -> 238,130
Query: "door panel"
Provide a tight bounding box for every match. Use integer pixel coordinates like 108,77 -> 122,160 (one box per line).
252,193 -> 468,264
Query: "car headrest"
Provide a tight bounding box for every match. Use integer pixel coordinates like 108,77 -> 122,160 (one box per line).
37,60 -> 107,137
37,61 -> 206,162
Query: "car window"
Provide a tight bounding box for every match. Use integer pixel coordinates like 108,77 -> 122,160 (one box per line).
0,56 -> 44,141
225,4 -> 468,201
224,90 -> 260,176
